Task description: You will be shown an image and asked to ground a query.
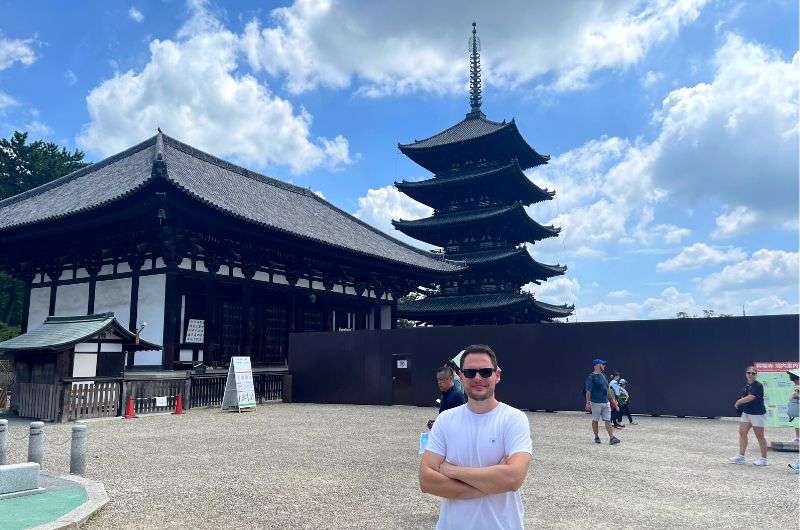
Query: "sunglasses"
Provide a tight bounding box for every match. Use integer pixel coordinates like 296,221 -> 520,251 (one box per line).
462,367 -> 496,379
746,371 -> 757,375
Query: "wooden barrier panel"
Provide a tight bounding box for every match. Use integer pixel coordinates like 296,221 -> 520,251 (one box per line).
16,383 -> 57,421
64,382 -> 120,421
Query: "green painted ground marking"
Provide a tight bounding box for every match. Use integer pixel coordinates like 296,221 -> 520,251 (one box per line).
0,487 -> 87,530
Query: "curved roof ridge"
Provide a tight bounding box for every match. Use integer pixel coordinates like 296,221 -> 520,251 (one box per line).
0,135 -> 157,207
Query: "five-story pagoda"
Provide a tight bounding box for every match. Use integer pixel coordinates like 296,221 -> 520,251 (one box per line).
393,23 -> 574,325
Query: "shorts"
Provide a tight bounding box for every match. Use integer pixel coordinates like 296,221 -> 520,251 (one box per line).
740,413 -> 765,427
591,402 -> 611,422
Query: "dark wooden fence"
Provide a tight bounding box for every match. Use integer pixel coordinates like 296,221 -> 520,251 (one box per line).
289,314 -> 799,418
9,370 -> 291,422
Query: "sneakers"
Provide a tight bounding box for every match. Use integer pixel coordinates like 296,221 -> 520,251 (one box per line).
728,454 -> 746,464
789,461 -> 799,474
752,457 -> 768,467
594,436 -> 601,444
610,436 -> 621,445
629,421 -> 638,425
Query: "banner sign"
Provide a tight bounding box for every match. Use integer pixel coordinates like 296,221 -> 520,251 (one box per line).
222,356 -> 257,412
754,361 -> 799,428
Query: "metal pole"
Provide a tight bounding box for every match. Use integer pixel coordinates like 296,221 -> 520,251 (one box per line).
70,424 -> 87,475
0,419 -> 7,465
27,421 -> 44,465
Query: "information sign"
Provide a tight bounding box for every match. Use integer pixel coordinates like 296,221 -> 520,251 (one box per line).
185,319 -> 205,344
754,361 -> 799,428
222,356 -> 257,412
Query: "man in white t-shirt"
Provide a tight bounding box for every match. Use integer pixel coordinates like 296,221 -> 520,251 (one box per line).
419,344 -> 532,530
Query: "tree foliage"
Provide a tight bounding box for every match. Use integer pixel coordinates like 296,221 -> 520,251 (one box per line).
0,131 -> 90,336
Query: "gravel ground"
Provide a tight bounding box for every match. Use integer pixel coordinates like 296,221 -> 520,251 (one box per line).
4,404 -> 798,529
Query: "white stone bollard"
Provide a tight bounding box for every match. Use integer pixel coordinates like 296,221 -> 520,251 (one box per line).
0,419 -> 7,465
27,421 -> 44,465
70,424 -> 87,476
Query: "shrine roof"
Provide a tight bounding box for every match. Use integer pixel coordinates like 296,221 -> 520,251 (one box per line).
397,292 -> 573,319
398,115 -> 510,150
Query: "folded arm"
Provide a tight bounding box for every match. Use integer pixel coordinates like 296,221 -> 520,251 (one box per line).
735,394 -> 756,407
419,451 -> 486,500
439,452 -> 531,495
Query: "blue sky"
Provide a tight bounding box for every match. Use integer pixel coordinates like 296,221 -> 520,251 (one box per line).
1,0 -> 797,320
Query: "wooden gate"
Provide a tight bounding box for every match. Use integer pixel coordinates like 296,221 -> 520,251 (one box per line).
16,382 -> 58,421
64,382 -> 120,421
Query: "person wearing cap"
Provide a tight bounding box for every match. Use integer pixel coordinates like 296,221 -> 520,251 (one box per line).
729,365 -> 768,466
585,358 -> 621,445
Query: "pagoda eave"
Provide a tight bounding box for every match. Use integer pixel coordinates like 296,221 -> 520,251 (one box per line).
398,292 -> 574,323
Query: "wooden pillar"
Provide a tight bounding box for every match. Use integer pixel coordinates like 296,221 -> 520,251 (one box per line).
240,263 -> 256,357
162,255 -> 180,369
85,261 -> 101,315
322,278 -> 335,332
127,255 -> 144,368
46,266 -> 60,316
204,257 -> 221,366
20,272 -> 33,333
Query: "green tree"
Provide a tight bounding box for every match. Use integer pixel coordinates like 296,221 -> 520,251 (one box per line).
0,131 -> 90,336
0,131 -> 89,200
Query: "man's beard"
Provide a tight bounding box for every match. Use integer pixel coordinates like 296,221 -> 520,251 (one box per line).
467,387 -> 494,401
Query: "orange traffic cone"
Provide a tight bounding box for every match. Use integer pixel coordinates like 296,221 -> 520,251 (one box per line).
172,393 -> 184,415
123,394 -> 137,419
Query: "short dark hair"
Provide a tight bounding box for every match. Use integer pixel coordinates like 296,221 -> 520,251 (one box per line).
460,344 -> 498,369
436,365 -> 453,379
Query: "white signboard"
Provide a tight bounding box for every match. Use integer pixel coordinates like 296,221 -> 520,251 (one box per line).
185,319 -> 205,343
397,360 -> 408,369
222,356 -> 257,411
155,396 -> 167,407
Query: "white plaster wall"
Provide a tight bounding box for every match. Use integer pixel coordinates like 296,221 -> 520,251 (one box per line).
218,265 -> 230,276
381,305 -> 392,329
154,258 -> 165,269
272,274 -> 288,285
100,343 -> 123,352
312,280 -> 324,290
232,267 -> 244,278
73,353 -> 97,377
75,268 -> 89,279
54,282 -> 89,317
27,287 -> 50,330
99,264 -> 113,276
196,260 -> 208,272
178,258 -> 191,270
59,270 -> 72,281
94,278 -> 132,328
134,274 -> 165,365
297,279 -> 310,288
74,342 -> 97,353
254,271 -> 270,282
117,261 -> 132,273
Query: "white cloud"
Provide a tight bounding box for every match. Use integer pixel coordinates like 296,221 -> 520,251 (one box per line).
129,7 -> 145,23
0,91 -> 18,110
0,36 -> 37,71
575,286 -> 700,321
607,290 -> 630,298
24,120 -> 53,138
648,34 -> 799,226
700,249 -> 799,294
78,1 -> 350,174
241,0 -> 707,95
657,242 -> 746,271
64,69 -> 78,86
524,276 -> 580,305
354,185 -> 432,247
711,205 -> 759,238
641,69 -> 664,88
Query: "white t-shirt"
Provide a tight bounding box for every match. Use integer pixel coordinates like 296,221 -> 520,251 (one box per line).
426,402 -> 532,530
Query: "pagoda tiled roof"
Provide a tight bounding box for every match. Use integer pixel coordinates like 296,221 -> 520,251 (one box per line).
399,115 -> 510,150
395,161 -> 554,207
457,247 -> 567,278
397,292 -> 573,320
0,133 -> 462,274
392,203 -> 560,245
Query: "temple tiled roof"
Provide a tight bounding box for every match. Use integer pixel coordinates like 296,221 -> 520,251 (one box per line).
0,133 -> 462,274
0,313 -> 159,352
458,248 -> 567,277
398,292 -> 573,320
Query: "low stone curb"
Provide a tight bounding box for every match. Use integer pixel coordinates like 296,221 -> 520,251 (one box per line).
31,474 -> 109,530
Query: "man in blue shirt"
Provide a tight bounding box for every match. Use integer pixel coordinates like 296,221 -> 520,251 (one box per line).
428,365 -> 467,429
585,358 -> 621,445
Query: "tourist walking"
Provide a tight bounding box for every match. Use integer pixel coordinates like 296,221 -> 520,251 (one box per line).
585,359 -> 621,445
428,365 -> 467,429
787,368 -> 799,473
419,344 -> 532,530
608,372 -> 624,428
618,379 -> 637,425
729,365 -> 769,466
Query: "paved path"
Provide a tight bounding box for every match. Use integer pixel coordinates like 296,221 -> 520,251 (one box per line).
3,404 -> 798,529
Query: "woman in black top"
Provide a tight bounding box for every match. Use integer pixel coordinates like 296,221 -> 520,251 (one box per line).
729,365 -> 769,466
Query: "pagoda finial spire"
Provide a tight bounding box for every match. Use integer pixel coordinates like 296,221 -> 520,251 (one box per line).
467,22 -> 483,118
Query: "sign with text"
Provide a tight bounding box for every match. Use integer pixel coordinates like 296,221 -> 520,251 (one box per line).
754,361 -> 799,428
185,319 -> 205,343
222,356 -> 257,412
